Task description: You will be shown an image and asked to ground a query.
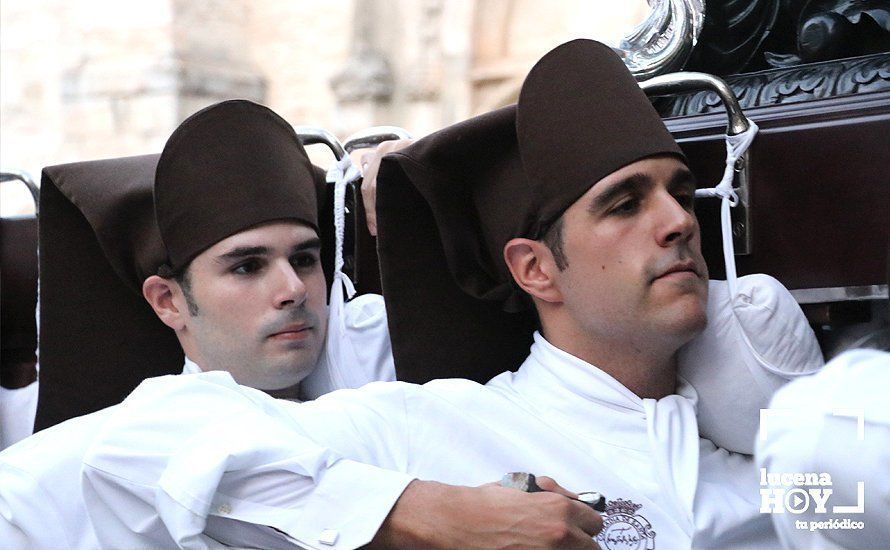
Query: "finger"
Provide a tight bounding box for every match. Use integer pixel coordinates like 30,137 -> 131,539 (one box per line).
564,526 -> 602,550
360,152 -> 375,175
359,153 -> 379,236
477,481 -> 502,488
376,138 -> 412,156
361,182 -> 377,236
358,139 -> 412,237
569,503 -> 604,537
535,476 -> 578,499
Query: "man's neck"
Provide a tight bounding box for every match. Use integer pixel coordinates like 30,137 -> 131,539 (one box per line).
542,327 -> 679,400
264,383 -> 302,401
606,356 -> 677,400
182,356 -> 302,401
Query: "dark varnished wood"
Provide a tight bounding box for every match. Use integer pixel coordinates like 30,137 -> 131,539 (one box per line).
671,89 -> 889,290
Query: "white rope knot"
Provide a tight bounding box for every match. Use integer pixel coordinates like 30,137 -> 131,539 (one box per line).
695,186 -> 738,205
326,156 -> 362,300
694,118 -> 758,206
334,269 -> 356,300
691,118 -> 758,296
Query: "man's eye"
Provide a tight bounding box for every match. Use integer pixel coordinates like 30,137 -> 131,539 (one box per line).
291,253 -> 318,270
610,198 -> 638,215
674,192 -> 695,211
232,260 -> 261,275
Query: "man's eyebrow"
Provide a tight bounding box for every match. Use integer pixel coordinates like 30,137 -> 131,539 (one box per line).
215,237 -> 322,264
215,246 -> 270,263
291,237 -> 322,252
589,172 -> 652,212
667,167 -> 697,191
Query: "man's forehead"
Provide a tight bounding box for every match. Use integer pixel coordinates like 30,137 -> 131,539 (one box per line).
586,156 -> 692,194
205,221 -> 319,258
602,155 -> 689,185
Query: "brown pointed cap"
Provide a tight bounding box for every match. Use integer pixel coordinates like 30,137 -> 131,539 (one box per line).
155,99 -> 320,273
516,38 -> 684,234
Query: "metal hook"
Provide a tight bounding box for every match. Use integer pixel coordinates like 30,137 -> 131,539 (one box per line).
639,71 -> 749,136
344,126 -> 412,153
1,170 -> 40,216
294,126 -> 347,161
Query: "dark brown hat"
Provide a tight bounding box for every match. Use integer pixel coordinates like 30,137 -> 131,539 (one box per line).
517,38 -> 684,234
44,101 -> 331,295
155,99 -> 320,273
376,39 -> 684,383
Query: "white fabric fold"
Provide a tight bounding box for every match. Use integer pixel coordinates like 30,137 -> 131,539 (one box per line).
82,336 -> 776,549
643,396 -> 699,535
83,372 -> 414,549
301,156 -> 395,399
757,349 -> 890,550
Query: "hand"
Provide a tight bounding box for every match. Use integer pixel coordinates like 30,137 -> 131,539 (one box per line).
359,139 -> 414,236
370,478 -> 603,549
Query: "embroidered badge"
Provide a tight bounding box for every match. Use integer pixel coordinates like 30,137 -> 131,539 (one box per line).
595,498 -> 656,550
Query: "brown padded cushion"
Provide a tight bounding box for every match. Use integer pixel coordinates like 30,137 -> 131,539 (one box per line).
36,156 -> 182,430
1,216 -> 39,389
376,161 -> 537,385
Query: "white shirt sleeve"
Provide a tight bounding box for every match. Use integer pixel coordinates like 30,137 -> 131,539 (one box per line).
82,372 -> 415,549
1,461 -> 73,548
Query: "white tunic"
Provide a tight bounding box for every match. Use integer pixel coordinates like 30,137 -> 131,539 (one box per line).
83,333 -> 777,549
0,359 -> 224,549
2,289 -> 398,550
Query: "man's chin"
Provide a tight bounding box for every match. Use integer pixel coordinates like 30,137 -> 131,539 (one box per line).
283,346 -> 324,379
657,296 -> 708,343
254,364 -> 312,394
678,307 -> 707,343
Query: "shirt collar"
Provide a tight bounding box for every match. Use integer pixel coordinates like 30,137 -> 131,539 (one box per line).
511,331 -> 698,414
180,357 -> 302,402
181,356 -> 203,375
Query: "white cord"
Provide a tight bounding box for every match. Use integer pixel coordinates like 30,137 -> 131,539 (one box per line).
326,156 -> 362,300
694,119 -> 759,297
694,120 -> 815,377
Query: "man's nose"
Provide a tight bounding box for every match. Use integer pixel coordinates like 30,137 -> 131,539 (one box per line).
272,260 -> 307,309
655,193 -> 696,247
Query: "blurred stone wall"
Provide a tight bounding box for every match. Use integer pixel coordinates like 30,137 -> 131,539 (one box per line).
1,0 -> 645,215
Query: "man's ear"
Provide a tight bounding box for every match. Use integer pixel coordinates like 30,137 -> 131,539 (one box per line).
503,238 -> 563,303
142,275 -> 186,331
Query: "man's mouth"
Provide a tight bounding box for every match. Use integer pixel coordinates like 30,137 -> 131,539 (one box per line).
268,324 -> 313,340
653,260 -> 701,282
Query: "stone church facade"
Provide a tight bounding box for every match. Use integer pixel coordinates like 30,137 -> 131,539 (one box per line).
1,0 -> 644,214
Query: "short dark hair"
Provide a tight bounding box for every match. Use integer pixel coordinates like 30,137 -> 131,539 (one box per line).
158,263 -> 200,316
174,267 -> 200,316
541,216 -> 568,271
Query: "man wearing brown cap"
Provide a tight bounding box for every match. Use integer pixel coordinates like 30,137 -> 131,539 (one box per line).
144,98 -> 332,395
82,41 -> 778,548
1,99 -> 394,548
